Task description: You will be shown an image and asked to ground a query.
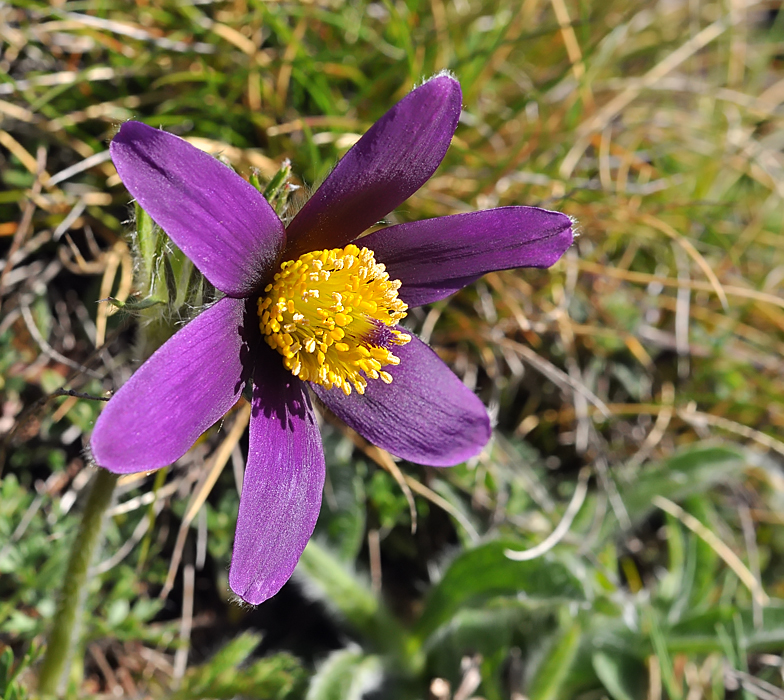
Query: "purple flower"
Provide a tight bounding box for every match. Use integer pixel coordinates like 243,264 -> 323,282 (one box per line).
91,75 -> 573,605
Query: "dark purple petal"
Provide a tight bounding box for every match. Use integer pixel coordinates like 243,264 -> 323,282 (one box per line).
285,75 -> 462,257
91,297 -> 249,473
229,349 -> 325,605
111,122 -> 285,297
312,333 -> 490,466
363,207 -> 574,306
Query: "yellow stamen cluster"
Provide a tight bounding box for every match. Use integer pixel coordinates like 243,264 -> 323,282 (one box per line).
258,244 -> 411,395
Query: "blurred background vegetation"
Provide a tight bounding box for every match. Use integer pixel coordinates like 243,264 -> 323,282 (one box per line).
2,0 -> 784,698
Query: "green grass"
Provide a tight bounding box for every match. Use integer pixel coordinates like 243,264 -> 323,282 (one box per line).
2,0 -> 784,698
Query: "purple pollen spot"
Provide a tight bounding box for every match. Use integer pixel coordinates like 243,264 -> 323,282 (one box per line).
362,318 -> 396,348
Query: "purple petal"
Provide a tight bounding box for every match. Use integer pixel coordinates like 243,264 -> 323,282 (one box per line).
111,121 -> 284,298
229,350 -> 325,605
312,333 -> 490,466
285,75 -> 462,257
91,297 -> 250,473
363,207 -> 574,306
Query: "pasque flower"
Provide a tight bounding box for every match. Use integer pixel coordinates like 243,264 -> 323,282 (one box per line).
91,75 -> 573,605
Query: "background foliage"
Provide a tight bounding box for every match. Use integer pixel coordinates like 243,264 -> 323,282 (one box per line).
2,0 -> 784,697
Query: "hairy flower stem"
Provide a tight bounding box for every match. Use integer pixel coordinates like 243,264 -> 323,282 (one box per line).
38,468 -> 118,696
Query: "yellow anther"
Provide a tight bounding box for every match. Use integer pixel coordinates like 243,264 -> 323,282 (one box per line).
258,244 -> 409,393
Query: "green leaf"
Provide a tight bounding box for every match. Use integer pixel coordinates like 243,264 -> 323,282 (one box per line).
295,540 -> 409,660
367,469 -> 410,532
306,649 -> 382,700
106,598 -> 130,627
646,607 -> 682,700
262,159 -> 291,199
683,496 -> 721,611
526,621 -> 582,700
416,540 -> 585,640
183,259 -> 205,307
134,202 -> 159,295
0,646 -> 13,694
424,603 -> 558,697
4,611 -> 36,636
592,651 -> 647,700
0,643 -> 39,700
603,444 -> 748,537
256,159 -> 295,217
629,444 -> 747,514
162,253 -> 178,307
669,604 -> 784,653
173,633 -> 306,700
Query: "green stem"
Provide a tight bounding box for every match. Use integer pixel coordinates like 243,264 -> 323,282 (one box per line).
38,468 -> 118,696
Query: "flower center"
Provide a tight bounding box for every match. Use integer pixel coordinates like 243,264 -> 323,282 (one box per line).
258,244 -> 411,395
